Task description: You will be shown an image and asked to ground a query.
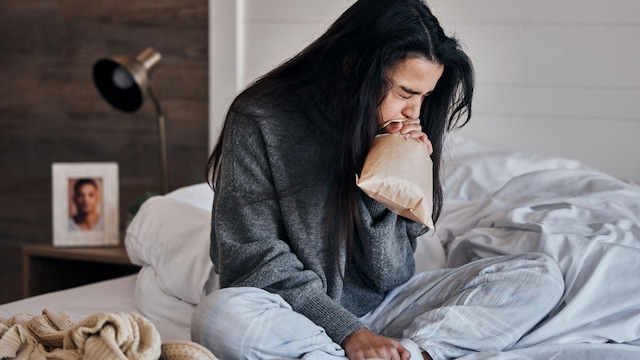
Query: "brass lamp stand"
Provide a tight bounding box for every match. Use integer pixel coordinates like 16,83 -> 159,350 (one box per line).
92,47 -> 169,194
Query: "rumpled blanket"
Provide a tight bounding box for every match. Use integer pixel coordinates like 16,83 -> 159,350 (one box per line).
431,166 -> 640,359
0,309 -> 215,360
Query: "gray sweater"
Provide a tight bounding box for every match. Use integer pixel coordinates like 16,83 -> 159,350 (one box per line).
211,92 -> 424,344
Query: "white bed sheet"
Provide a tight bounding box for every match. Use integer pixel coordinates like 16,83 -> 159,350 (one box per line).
0,275 -> 192,342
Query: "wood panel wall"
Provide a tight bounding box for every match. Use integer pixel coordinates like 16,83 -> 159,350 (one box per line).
0,0 -> 208,304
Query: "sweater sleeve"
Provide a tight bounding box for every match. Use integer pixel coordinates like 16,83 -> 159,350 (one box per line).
211,109 -> 363,344
351,190 -> 425,291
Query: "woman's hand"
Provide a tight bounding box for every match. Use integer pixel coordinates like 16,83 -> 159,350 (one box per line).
342,328 -> 411,360
381,119 -> 433,155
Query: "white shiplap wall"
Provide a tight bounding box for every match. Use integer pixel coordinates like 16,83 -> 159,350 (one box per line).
208,0 -> 354,146
429,1 -> 640,182
209,0 -> 640,181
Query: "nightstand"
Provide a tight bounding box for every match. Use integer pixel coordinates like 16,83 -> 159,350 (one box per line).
22,244 -> 140,298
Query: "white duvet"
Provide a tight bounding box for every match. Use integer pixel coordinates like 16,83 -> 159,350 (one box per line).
426,136 -> 640,358
125,135 -> 640,359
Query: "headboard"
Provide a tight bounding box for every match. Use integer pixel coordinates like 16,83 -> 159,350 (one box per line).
208,0 -> 640,182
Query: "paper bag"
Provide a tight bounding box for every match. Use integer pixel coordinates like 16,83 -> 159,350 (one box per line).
356,134 -> 434,228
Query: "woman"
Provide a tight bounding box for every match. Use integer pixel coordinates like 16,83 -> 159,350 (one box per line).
192,0 -> 564,359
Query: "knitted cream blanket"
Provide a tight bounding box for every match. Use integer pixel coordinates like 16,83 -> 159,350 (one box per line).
0,309 -> 216,360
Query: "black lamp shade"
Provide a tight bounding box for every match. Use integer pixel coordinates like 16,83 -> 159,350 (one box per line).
92,48 -> 161,113
93,59 -> 144,112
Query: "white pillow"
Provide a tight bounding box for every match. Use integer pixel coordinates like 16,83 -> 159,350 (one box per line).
125,193 -> 218,306
164,182 -> 214,212
443,135 -> 593,201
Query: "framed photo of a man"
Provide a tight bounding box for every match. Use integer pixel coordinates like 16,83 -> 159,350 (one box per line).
52,163 -> 119,247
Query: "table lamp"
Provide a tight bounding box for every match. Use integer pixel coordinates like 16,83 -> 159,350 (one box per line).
92,47 -> 169,194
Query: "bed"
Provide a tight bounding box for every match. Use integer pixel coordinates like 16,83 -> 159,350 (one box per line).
1,134 -> 639,359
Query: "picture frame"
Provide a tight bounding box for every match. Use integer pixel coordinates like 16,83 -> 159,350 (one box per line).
52,162 -> 119,247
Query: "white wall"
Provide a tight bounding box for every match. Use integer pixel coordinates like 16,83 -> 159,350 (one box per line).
209,0 -> 640,181
208,0 -> 354,149
429,0 -> 640,182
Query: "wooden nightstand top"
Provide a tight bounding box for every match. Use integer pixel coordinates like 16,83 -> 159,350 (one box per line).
21,244 -> 139,298
22,244 -> 132,265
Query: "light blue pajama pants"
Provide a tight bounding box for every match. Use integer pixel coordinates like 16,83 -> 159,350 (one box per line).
191,253 -> 564,360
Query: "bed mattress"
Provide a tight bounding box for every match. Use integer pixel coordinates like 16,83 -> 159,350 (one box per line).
0,274 -> 191,342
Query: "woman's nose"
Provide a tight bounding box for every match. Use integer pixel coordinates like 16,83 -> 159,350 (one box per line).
403,99 -> 421,119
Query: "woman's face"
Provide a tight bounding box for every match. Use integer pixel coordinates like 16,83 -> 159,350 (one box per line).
379,56 -> 444,126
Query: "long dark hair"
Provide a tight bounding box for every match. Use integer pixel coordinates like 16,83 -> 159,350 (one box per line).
207,0 -> 474,263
